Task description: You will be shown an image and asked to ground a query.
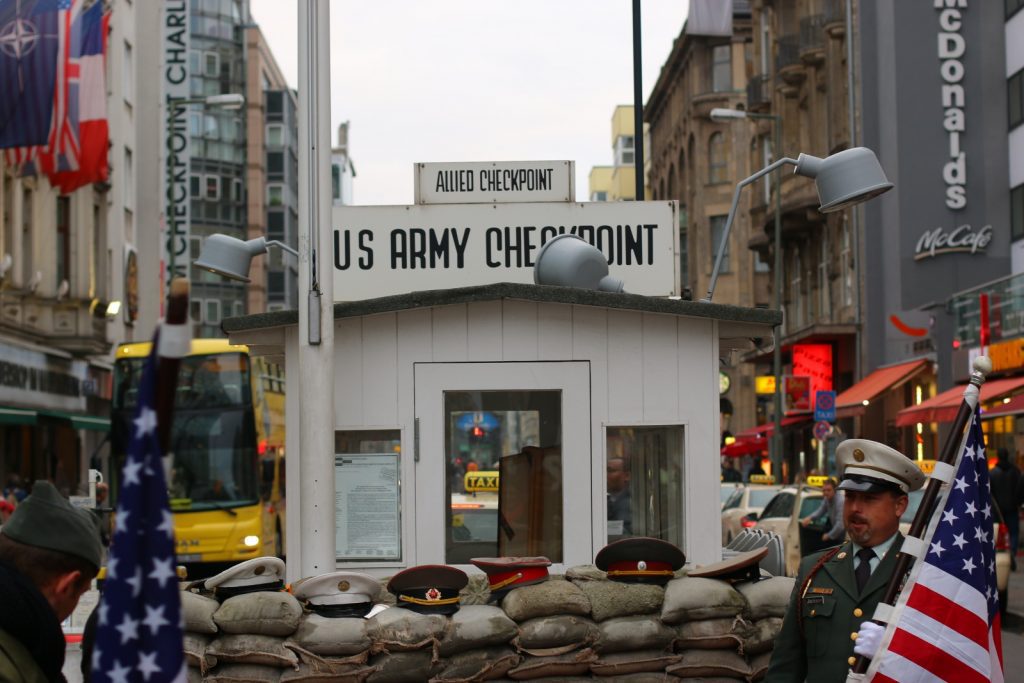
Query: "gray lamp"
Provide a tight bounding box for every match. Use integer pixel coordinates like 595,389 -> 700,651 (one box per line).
534,234 -> 624,292
702,146 -> 892,303
194,234 -> 298,283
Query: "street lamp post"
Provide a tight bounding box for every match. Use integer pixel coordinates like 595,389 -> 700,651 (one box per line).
703,109 -> 893,483
709,108 -> 784,481
164,93 -> 244,298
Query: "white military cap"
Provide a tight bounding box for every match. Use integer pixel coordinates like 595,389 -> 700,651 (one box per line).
836,439 -> 925,494
291,571 -> 380,618
204,557 -> 286,599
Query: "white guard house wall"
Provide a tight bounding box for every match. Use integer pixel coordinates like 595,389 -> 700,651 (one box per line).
224,283 -> 779,581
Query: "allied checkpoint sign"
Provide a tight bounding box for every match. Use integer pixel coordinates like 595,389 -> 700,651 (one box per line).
415,161 -> 575,204
331,200 -> 679,301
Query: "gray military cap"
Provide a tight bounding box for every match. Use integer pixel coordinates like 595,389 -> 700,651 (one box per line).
1,480 -> 103,569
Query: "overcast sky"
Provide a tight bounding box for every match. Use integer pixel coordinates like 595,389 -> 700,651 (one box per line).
247,1 -> 691,205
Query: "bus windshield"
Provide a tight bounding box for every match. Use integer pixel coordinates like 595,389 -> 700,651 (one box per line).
113,352 -> 259,512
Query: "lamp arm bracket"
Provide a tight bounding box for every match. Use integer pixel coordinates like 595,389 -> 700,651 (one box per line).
265,240 -> 299,258
701,157 -> 798,303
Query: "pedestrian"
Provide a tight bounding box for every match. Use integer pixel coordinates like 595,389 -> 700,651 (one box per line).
990,447 -> 1022,570
0,480 -> 103,682
764,439 -> 925,683
721,458 -> 742,482
799,477 -> 846,544
3,473 -> 27,506
606,457 -> 632,536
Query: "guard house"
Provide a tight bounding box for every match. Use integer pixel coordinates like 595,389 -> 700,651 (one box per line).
224,282 -> 779,579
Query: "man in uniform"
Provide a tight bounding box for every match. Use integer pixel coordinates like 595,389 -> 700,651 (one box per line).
0,481 -> 103,682
764,440 -> 925,682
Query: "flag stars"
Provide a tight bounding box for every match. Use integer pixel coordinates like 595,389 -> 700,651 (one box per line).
942,509 -> 959,526
930,541 -> 946,558
108,660 -> 131,683
122,459 -> 143,487
115,614 -> 140,644
126,566 -> 143,598
982,503 -> 991,520
137,651 -> 162,681
952,533 -> 968,550
954,476 -> 969,493
97,601 -> 109,626
142,603 -> 170,635
149,557 -> 177,588
962,557 -> 977,574
134,406 -> 157,437
964,501 -> 978,517
973,526 -> 989,544
157,509 -> 174,538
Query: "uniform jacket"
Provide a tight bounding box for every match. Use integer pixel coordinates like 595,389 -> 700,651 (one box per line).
0,559 -> 67,683
764,535 -> 903,683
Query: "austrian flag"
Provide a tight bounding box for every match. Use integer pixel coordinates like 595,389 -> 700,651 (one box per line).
867,409 -> 1003,682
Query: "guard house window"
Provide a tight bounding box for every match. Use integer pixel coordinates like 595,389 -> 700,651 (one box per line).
334,429 -> 402,561
1009,67 -> 1023,130
710,214 -> 730,273
443,390 -> 563,564
708,132 -> 727,184
711,43 -> 732,92
56,196 -> 70,285
605,426 -> 685,547
1012,184 -> 1024,241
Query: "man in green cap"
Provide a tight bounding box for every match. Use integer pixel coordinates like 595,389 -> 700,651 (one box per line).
0,480 -> 103,682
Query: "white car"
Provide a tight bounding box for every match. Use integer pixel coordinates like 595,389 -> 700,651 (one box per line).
721,484 -> 782,545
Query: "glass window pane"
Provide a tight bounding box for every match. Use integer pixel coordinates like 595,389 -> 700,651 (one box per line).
443,391 -> 563,564
606,426 -> 685,547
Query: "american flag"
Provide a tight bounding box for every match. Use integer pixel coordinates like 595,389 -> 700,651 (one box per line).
868,409 -> 1004,682
92,338 -> 185,683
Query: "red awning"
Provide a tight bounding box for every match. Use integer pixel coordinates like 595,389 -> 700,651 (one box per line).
980,392 -> 1024,419
735,415 -> 811,439
834,359 -> 930,418
721,435 -> 767,457
894,375 -> 1024,427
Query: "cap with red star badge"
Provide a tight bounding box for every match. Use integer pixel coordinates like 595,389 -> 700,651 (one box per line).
386,564 -> 468,615
595,537 -> 685,585
470,556 -> 551,601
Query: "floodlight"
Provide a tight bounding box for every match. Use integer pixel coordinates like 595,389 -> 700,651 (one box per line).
194,234 -> 298,283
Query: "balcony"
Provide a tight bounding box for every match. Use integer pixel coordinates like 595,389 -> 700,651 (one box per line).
0,293 -> 112,356
799,15 -> 827,64
823,0 -> 847,36
774,35 -> 805,87
746,74 -> 772,112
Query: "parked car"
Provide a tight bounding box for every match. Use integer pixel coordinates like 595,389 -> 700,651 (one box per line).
754,486 -> 825,576
721,484 -> 782,545
721,482 -> 743,511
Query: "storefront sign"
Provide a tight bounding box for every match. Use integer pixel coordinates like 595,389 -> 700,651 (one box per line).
914,224 -> 991,260
333,201 -> 678,300
784,376 -> 811,413
791,343 -> 833,405
0,341 -> 91,412
755,375 -> 776,394
936,0 -> 966,210
124,245 -> 139,325
986,337 -> 1024,374
162,1 -> 190,305
415,161 -> 574,204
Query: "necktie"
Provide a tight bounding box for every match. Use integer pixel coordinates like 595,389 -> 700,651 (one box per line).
855,547 -> 875,593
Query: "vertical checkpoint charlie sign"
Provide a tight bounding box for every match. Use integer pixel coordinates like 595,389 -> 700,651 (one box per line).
162,1 -> 190,304
415,161 -> 574,204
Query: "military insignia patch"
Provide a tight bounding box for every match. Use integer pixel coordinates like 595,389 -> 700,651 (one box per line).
425,587 -> 441,601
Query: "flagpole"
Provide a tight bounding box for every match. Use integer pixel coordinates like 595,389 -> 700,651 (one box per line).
849,355 -> 991,676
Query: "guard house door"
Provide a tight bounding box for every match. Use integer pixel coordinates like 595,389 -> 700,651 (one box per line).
414,361 -> 591,570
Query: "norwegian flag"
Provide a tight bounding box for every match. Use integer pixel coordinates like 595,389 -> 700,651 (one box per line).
867,409 -> 1004,682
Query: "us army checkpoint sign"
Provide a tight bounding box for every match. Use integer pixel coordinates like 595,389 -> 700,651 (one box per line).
331,201 -> 679,301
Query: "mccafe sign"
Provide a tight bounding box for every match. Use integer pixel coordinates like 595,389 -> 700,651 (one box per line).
914,224 -> 992,260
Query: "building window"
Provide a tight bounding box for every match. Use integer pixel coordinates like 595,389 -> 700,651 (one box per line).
616,135 -> 635,166
21,188 -> 32,284
591,190 -> 608,202
754,249 -> 770,273
203,51 -> 219,77
818,236 -> 830,320
790,248 -> 803,328
267,151 -> 284,178
266,123 -> 284,147
841,221 -> 853,307
605,425 -> 685,545
266,91 -> 283,115
1010,68 -> 1024,131
332,163 -> 341,201
267,184 -> 284,207
205,299 -> 221,325
267,271 -> 285,298
679,206 -> 689,290
708,132 -> 727,184
123,41 -> 133,104
712,44 -> 732,92
710,214 -> 730,273
204,175 -> 220,201
231,178 -> 243,203
124,148 -> 134,210
267,210 -> 285,241
56,196 -> 70,285
1012,184 -> 1024,241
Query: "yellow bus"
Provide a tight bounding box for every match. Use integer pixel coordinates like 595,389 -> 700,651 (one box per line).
112,339 -> 286,571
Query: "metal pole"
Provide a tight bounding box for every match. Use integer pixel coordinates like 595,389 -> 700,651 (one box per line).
297,0 -> 336,579
631,0 -> 645,200
846,0 -> 862,383
771,118 -> 784,483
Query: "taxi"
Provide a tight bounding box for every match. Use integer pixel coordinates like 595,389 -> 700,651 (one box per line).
720,476 -> 782,545
449,470 -> 500,564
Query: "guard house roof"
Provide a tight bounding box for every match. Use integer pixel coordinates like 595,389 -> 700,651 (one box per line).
223,282 -> 781,353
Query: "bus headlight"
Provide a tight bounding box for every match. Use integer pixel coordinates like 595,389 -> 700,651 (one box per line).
243,535 -> 260,547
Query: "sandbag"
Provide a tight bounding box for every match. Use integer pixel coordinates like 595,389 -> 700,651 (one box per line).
590,649 -> 681,676
564,564 -> 607,582
205,634 -> 300,670
279,663 -> 376,683
182,591 -> 220,634
661,577 -> 746,623
749,651 -> 772,682
186,666 -> 203,683
674,617 -> 749,651
205,663 -> 283,683
438,605 -> 519,657
737,577 -> 795,620
289,612 -> 371,656
665,649 -> 750,679
576,580 -> 665,622
505,648 -> 598,680
743,617 -> 783,656
593,615 -> 675,655
367,650 -> 445,683
459,574 -> 492,606
429,646 -> 521,682
514,615 -> 598,653
214,592 -> 304,636
366,607 -> 447,652
501,579 -> 591,622
184,633 -> 211,671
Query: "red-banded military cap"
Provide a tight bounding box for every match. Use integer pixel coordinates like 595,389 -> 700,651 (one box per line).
470,556 -> 551,600
594,536 -> 685,585
386,564 -> 468,615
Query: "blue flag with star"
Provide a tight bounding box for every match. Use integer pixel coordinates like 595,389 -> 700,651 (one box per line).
92,338 -> 185,683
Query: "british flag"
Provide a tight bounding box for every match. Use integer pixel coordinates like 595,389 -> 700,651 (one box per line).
867,409 -> 1003,682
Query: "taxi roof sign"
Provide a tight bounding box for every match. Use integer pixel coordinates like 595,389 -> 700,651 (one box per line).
749,474 -> 776,485
464,471 -> 499,492
806,475 -> 832,488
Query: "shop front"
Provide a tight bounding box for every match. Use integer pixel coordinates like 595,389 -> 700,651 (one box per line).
225,283 -> 779,579
0,337 -> 111,495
